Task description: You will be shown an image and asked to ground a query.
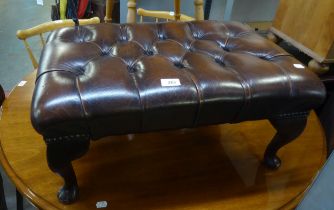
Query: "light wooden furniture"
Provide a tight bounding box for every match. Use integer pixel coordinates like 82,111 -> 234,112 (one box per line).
127,0 -> 204,23
104,0 -> 114,23
137,8 -> 194,22
0,71 -> 326,209
268,0 -> 334,73
16,17 -> 100,69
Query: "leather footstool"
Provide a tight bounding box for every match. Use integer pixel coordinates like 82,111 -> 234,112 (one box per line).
31,21 -> 326,204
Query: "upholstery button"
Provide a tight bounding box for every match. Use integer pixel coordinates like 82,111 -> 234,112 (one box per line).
174,62 -> 185,68
101,50 -> 110,56
158,33 -> 165,40
145,50 -> 154,56
127,65 -> 136,72
214,57 -> 225,66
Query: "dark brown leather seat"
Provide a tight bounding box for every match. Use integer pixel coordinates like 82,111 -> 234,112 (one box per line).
30,21 -> 326,204
32,21 -> 324,139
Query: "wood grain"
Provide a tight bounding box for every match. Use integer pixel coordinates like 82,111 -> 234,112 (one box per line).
0,71 -> 326,210
105,0 -> 114,23
271,0 -> 334,63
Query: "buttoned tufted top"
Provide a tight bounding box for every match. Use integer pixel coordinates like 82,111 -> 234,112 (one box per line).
31,21 -> 325,140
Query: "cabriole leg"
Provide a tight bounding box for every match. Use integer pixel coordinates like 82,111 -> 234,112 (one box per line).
264,115 -> 308,169
46,135 -> 90,204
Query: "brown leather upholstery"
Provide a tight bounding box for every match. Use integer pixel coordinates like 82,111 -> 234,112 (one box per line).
31,21 -> 326,140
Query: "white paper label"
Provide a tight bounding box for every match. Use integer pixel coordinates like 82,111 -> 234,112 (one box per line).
37,0 -> 43,5
161,79 -> 181,87
293,64 -> 305,69
169,11 -> 175,16
96,201 -> 108,208
18,81 -> 27,87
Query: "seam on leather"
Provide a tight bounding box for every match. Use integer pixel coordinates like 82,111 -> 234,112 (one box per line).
186,48 -> 249,122
199,32 -> 229,39
109,55 -> 137,67
129,40 -> 147,51
75,77 -> 90,124
35,69 -> 80,83
220,57 -> 251,121
234,31 -> 253,38
267,54 -> 292,59
270,56 -> 294,97
86,41 -> 104,52
129,55 -> 146,69
178,51 -> 203,127
80,54 -> 104,70
186,21 -> 197,38
221,23 -> 230,35
129,73 -> 144,132
181,67 -> 202,127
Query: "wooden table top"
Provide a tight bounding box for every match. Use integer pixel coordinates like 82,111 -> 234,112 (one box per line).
0,71 -> 326,210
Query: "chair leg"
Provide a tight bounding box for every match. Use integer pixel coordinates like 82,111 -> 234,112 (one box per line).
16,189 -> 23,210
0,174 -> 8,210
264,116 -> 307,169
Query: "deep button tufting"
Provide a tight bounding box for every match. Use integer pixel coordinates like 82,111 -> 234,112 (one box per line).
144,49 -> 154,56
174,61 -> 185,69
111,41 -> 145,66
32,20 -> 326,140
100,49 -> 111,56
214,57 -> 225,66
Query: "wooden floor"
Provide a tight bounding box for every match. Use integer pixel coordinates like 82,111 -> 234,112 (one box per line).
0,72 -> 326,210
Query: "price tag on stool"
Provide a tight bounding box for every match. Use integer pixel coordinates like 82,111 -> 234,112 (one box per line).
161,79 -> 181,87
96,201 -> 108,208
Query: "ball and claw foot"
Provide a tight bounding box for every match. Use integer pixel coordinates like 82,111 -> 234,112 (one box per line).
264,155 -> 281,169
57,184 -> 79,204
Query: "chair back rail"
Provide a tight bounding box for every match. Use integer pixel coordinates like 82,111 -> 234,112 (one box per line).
136,0 -> 203,23
16,17 -> 100,69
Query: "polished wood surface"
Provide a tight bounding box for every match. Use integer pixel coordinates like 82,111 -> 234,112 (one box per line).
127,0 -> 137,23
174,0 -> 181,20
194,0 -> 204,20
0,71 -> 326,210
270,0 -> 334,63
105,0 -> 114,23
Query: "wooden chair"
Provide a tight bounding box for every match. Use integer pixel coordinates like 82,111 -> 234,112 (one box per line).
127,0 -> 204,23
16,17 -> 100,69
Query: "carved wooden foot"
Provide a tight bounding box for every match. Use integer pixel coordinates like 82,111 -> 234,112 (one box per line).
56,163 -> 79,204
46,135 -> 90,204
264,115 -> 308,169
